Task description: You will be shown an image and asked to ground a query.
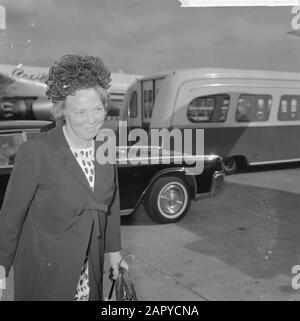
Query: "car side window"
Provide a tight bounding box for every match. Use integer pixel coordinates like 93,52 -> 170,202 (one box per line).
0,133 -> 24,167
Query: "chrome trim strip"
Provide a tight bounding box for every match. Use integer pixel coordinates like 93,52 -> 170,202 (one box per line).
0,165 -> 13,169
210,171 -> 225,196
249,158 -> 300,165
194,192 -> 210,200
120,209 -> 134,216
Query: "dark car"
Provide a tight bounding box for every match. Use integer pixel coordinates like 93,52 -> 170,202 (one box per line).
0,120 -> 225,224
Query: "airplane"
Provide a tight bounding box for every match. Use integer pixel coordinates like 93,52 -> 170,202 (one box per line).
0,63 -> 141,121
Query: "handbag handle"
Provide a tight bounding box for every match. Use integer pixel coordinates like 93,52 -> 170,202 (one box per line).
107,278 -> 116,301
107,254 -> 137,301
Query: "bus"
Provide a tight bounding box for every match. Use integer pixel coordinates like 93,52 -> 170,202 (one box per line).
118,68 -> 300,174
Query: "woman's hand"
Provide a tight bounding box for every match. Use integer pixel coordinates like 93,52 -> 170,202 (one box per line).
108,251 -> 129,279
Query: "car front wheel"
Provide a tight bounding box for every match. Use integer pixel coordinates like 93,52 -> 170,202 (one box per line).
144,176 -> 191,224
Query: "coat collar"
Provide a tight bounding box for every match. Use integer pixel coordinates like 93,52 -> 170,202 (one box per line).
46,125 -> 72,160
46,125 -> 98,196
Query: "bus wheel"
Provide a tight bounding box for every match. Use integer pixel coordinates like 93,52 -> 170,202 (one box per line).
223,157 -> 238,175
144,176 -> 191,224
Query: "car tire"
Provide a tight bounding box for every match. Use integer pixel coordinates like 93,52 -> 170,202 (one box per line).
223,156 -> 238,175
144,176 -> 191,224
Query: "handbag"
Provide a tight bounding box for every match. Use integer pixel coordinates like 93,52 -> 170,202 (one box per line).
107,257 -> 138,301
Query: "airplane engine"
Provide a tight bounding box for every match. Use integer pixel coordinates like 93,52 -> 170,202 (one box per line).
32,97 -> 54,120
0,98 -> 35,120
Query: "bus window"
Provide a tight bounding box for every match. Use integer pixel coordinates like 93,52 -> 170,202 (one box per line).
278,95 -> 300,121
216,95 -> 230,122
148,90 -> 153,118
187,94 -> 229,123
291,98 -> 297,119
236,97 -> 251,122
153,78 -> 163,105
187,96 -> 214,122
106,99 -> 123,120
129,91 -> 138,118
142,80 -> 156,123
279,99 -> 288,120
143,90 -> 148,118
236,94 -> 272,122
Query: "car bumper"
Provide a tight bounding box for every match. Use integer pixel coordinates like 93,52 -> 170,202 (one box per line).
195,170 -> 225,200
210,170 -> 225,196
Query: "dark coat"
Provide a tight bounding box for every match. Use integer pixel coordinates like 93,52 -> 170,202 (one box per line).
0,125 -> 121,300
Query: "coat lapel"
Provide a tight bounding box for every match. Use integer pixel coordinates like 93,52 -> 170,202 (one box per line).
63,155 -> 92,194
93,141 -> 118,204
93,141 -> 105,199
47,125 -> 93,196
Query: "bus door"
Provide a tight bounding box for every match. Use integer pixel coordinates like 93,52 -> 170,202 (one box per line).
266,93 -> 300,163
141,78 -> 164,128
141,80 -> 154,131
127,83 -> 142,130
235,92 -> 273,164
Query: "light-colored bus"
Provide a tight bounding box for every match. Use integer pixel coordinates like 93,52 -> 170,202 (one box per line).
118,68 -> 300,174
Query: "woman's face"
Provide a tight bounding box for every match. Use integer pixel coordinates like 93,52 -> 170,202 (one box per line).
64,87 -> 107,141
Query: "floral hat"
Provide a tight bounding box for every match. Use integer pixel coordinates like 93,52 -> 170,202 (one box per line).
45,54 -> 112,103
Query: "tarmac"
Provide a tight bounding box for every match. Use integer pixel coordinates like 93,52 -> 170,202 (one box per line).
2,165 -> 300,301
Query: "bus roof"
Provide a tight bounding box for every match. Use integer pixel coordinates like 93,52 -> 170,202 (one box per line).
139,68 -> 300,82
109,72 -> 143,92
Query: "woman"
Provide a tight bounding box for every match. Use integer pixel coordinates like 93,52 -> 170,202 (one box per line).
0,54 -> 127,301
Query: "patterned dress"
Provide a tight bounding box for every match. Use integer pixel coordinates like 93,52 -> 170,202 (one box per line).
63,126 -> 95,301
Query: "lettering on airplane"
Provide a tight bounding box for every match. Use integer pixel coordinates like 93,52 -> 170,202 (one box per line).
11,67 -> 48,83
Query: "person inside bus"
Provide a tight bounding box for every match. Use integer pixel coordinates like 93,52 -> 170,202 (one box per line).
236,98 -> 251,122
0,54 -> 128,301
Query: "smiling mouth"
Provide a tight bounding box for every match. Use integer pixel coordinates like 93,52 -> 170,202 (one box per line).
85,125 -> 99,130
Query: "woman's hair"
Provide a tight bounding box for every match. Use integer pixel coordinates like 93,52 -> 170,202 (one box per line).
45,54 -> 112,122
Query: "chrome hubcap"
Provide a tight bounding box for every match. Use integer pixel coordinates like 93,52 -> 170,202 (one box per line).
158,184 -> 185,216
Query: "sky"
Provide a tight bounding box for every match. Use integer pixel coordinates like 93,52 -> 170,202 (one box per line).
0,0 -> 299,75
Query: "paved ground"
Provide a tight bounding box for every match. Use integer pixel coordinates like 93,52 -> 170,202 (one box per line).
112,164 -> 300,301
3,163 -> 300,300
